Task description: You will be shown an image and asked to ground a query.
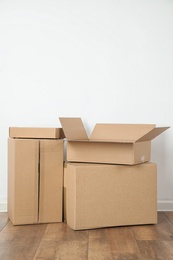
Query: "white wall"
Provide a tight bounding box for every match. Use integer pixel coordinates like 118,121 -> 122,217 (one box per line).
0,0 -> 173,211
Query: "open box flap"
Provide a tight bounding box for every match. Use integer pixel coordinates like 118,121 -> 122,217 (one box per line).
137,127 -> 170,142
59,117 -> 88,140
89,123 -> 156,142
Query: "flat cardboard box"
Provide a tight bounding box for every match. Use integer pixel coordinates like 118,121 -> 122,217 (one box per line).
60,117 -> 169,165
8,138 -> 64,225
64,162 -> 157,230
9,127 -> 64,139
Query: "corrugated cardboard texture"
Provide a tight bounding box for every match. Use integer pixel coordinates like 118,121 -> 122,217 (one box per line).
65,162 -> 157,230
8,138 -> 64,225
8,138 -> 39,225
59,117 -> 169,143
137,127 -> 170,142
63,163 -> 68,222
59,118 -> 88,140
60,117 -> 169,164
39,140 -> 63,223
9,127 -> 64,139
67,141 -> 151,165
90,123 -> 156,142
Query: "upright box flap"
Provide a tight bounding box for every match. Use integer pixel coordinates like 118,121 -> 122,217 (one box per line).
90,124 -> 156,142
59,117 -> 88,140
137,127 -> 170,142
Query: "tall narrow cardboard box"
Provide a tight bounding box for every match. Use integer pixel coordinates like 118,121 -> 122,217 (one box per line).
8,139 -> 39,224
8,127 -> 64,225
39,140 -> 63,223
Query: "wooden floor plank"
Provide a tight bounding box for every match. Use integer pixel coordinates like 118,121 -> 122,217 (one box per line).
34,222 -> 88,259
132,212 -> 173,241
88,226 -> 142,260
137,240 -> 173,260
40,222 -> 88,242
1,212 -> 173,259
0,220 -> 47,260
88,228 -> 113,260
163,211 -> 173,225
107,226 -> 142,260
34,240 -> 88,260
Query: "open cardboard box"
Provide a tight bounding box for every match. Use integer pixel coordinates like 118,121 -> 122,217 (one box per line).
64,162 -> 157,230
8,127 -> 64,225
59,117 -> 169,165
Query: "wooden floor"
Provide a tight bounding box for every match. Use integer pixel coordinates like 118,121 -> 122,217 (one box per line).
1,212 -> 173,259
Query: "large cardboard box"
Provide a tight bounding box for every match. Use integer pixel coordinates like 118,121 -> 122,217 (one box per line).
59,117 -> 169,165
64,162 -> 157,230
8,127 -> 64,225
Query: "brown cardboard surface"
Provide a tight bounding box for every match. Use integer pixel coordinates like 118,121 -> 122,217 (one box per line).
59,118 -> 88,140
137,127 -> 170,142
8,138 -> 39,225
64,162 -> 157,230
59,117 -> 169,164
90,123 -> 156,142
9,127 -> 64,139
63,162 -> 68,223
66,141 -> 151,165
8,138 -> 64,225
39,140 -> 63,223
59,117 -> 169,143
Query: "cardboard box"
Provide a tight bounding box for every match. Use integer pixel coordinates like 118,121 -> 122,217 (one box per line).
8,137 -> 64,225
60,117 -> 169,165
64,162 -> 157,230
9,127 -> 64,139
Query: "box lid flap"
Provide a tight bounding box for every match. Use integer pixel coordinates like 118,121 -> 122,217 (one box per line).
137,126 -> 170,142
9,127 -> 64,139
59,117 -> 88,140
90,123 -> 156,142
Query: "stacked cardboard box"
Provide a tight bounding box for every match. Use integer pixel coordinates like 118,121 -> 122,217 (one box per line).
60,117 -> 169,230
64,162 -> 157,230
7,119 -> 169,230
8,127 -> 64,225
